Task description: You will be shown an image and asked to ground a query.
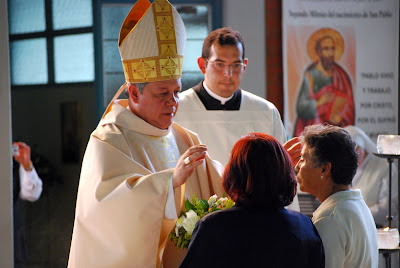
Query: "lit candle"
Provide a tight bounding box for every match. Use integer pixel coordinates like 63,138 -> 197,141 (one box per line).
377,227 -> 399,249
377,135 -> 400,155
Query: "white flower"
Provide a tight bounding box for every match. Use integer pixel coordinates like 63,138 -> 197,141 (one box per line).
175,216 -> 185,237
208,194 -> 218,207
216,197 -> 228,207
182,210 -> 200,235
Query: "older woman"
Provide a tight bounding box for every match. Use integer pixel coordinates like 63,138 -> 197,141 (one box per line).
295,124 -> 378,268
180,133 -> 325,268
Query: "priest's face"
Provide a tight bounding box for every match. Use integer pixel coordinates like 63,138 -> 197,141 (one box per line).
129,79 -> 181,129
200,43 -> 247,98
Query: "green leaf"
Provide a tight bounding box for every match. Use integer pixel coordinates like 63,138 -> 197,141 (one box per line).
185,199 -> 195,212
200,199 -> 209,211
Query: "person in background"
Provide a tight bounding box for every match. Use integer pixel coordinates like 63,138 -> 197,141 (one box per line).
295,124 -> 378,268
180,133 -> 325,268
174,27 -> 300,211
12,141 -> 43,268
344,125 -> 398,228
68,1 -> 224,267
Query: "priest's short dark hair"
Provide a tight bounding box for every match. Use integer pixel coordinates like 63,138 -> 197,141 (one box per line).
202,27 -> 245,60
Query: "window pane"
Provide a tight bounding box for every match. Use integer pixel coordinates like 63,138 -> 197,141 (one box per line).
54,33 -> 94,83
102,5 -> 131,108
8,0 -> 45,34
10,39 -> 48,85
104,73 -> 126,107
175,5 -> 209,39
52,0 -> 93,30
183,40 -> 203,72
102,6 -> 130,40
174,5 -> 209,89
104,40 -> 122,73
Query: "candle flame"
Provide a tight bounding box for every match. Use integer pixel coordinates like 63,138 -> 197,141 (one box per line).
384,227 -> 390,231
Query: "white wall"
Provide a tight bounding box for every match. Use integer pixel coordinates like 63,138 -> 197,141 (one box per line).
0,0 -> 13,266
222,0 -> 266,99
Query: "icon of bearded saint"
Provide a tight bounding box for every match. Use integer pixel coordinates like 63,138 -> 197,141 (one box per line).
294,28 -> 354,137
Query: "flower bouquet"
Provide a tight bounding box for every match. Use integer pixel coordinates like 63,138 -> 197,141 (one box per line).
168,194 -> 235,249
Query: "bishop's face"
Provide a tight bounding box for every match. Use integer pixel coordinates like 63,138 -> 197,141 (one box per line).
129,79 -> 181,129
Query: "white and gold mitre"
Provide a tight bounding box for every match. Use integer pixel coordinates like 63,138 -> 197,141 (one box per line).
118,0 -> 186,83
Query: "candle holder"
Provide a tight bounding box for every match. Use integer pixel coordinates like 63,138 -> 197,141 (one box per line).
377,135 -> 400,155
373,153 -> 400,228
373,152 -> 400,268
378,228 -> 400,249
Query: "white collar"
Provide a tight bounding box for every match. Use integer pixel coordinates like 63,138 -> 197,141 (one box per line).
203,82 -> 234,105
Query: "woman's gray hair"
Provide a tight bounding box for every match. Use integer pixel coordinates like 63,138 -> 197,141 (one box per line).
124,82 -> 148,96
299,124 -> 358,186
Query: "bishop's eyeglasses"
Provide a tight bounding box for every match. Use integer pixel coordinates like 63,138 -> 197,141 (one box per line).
205,59 -> 246,73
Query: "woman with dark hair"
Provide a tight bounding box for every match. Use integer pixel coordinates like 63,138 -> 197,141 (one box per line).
180,133 -> 325,268
295,124 -> 378,268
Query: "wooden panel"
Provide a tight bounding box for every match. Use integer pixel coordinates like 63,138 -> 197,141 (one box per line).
265,0 -> 284,118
